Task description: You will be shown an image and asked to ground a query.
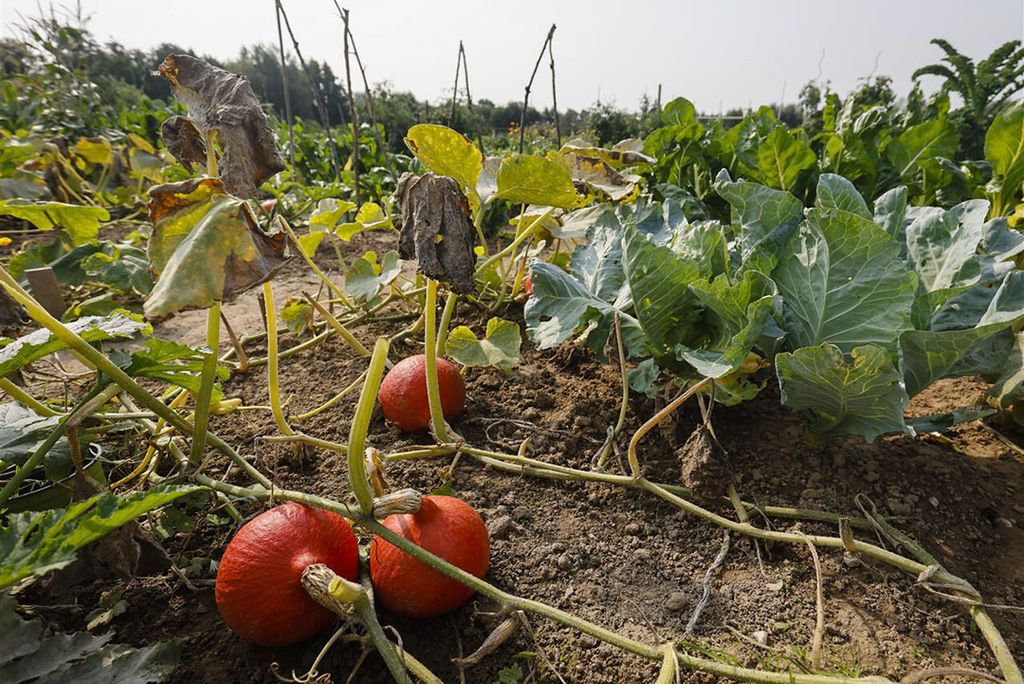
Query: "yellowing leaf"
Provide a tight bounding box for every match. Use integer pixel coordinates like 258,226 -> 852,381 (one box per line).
405,124 -> 482,200
144,178 -> 287,318
492,155 -> 579,209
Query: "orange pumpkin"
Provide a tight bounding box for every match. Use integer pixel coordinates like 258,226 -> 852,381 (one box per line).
215,503 -> 358,645
378,354 -> 466,432
369,496 -> 489,618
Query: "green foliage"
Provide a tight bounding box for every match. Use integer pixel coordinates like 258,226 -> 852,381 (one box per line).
446,318 -> 522,372
0,595 -> 180,684
0,311 -> 149,378
0,485 -> 198,590
0,201 -> 109,246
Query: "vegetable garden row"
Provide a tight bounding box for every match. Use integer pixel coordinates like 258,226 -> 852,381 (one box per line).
1,19 -> 1023,684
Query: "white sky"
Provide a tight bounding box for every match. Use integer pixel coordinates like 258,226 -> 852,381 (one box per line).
2,1 -> 1023,111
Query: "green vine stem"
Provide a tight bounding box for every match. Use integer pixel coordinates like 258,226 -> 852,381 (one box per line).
474,207 -> 554,278
301,565 -> 413,684
423,279 -> 450,443
189,302 -> 221,465
0,266 -> 271,490
302,292 -> 370,357
262,282 -> 295,437
0,383 -> 119,508
192,474 -> 892,684
347,337 -> 390,515
276,216 -> 357,311
435,292 -> 458,358
0,377 -> 61,416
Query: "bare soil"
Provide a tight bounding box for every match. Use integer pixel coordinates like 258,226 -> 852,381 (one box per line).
10,236 -> 1024,683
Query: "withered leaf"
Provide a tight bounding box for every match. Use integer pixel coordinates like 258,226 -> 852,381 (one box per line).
161,115 -> 207,171
394,173 -> 477,294
156,54 -> 285,198
144,178 -> 288,318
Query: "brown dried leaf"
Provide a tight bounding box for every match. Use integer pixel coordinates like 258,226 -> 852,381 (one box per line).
155,54 -> 285,197
160,115 -> 206,171
394,172 -> 477,294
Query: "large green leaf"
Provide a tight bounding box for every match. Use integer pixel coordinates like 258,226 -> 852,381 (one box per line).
0,595 -> 180,683
816,173 -> 870,218
776,344 -> 908,442
523,261 -> 641,360
677,271 -> 776,378
491,155 -> 579,209
905,200 -> 986,297
873,185 -> 908,243
0,200 -> 109,246
145,178 -> 287,318
0,485 -> 197,590
984,99 -> 1024,216
754,127 -> 816,192
446,317 -> 521,372
0,311 -> 149,378
885,118 -> 959,181
0,404 -> 74,481
405,124 -> 482,200
773,207 -> 917,353
622,226 -> 703,359
981,216 -> 1024,262
115,337 -> 229,401
714,170 -> 803,272
901,271 -> 1024,396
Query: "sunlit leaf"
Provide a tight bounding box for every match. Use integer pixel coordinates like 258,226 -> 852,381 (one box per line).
446,317 -> 521,372
0,311 -> 149,378
344,250 -> 401,305
405,124 -> 482,199
886,117 -> 959,181
985,99 -> 1024,217
492,155 -> 579,209
776,343 -> 908,442
754,127 -> 816,192
71,137 -> 114,166
0,200 -> 108,246
144,178 -> 287,318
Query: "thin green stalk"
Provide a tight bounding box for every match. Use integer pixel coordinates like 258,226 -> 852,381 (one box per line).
472,201 -> 489,257
0,269 -> 272,491
277,217 -> 356,311
0,378 -> 62,417
263,282 -> 295,437
474,207 -> 554,278
353,592 -> 412,684
423,279 -> 449,442
292,369 -> 366,422
435,292 -> 458,357
303,292 -> 370,357
0,383 -> 119,508
347,338 -> 390,515
189,302 -> 220,465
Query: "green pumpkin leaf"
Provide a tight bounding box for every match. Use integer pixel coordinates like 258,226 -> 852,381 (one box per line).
0,595 -> 180,683
344,250 -> 401,305
309,198 -> 357,232
446,317 -> 522,372
492,155 -> 579,209
0,485 -> 197,591
0,200 -> 109,246
776,343 -> 908,442
0,311 -> 149,378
